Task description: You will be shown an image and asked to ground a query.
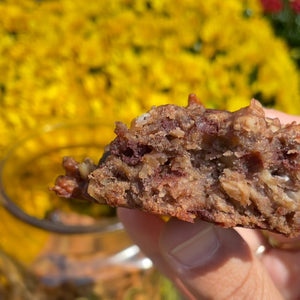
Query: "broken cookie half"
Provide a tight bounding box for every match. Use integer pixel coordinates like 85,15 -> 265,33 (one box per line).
52,95 -> 300,237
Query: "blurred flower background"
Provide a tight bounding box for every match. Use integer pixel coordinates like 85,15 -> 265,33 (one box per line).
0,0 -> 300,157
261,0 -> 300,66
0,0 -> 300,299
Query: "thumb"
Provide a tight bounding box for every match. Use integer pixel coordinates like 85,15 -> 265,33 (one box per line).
159,219 -> 283,300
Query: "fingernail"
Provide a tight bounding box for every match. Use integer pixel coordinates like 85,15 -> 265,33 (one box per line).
160,219 -> 220,270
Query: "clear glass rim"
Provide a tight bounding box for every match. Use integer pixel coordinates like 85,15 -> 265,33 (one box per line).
0,121 -> 123,235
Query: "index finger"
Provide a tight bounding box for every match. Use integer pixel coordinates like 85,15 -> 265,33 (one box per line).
264,108 -> 300,124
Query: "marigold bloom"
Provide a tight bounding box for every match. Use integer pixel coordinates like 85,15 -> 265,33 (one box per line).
260,0 -> 283,12
290,0 -> 300,12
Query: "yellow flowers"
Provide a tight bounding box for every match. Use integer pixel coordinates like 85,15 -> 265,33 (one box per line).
0,3 -> 299,296
0,0 -> 299,157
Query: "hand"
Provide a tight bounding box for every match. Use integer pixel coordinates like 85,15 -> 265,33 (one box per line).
118,109 -> 300,300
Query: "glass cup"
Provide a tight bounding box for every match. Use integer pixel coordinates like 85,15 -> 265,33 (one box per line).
0,121 -> 178,300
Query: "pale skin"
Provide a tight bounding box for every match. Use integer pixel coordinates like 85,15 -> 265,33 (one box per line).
118,109 -> 300,300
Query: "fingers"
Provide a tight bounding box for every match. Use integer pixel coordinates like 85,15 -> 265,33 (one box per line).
117,208 -> 203,298
262,250 -> 300,300
264,108 -> 300,124
160,218 -> 283,300
233,229 -> 300,299
234,227 -> 266,253
260,233 -> 300,300
118,209 -> 284,300
117,208 -> 175,279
